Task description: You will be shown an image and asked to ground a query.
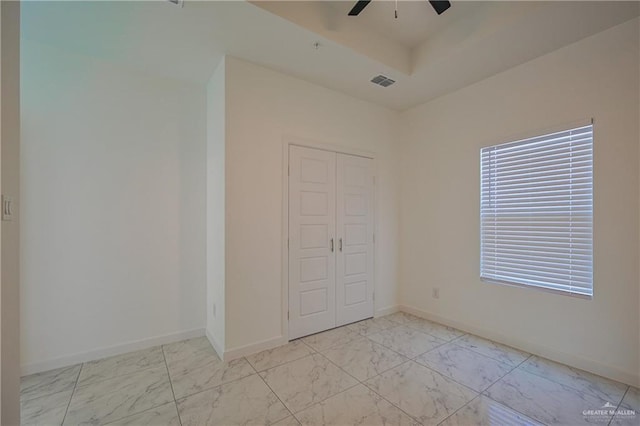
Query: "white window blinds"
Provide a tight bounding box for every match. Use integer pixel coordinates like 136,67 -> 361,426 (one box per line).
480,124 -> 593,297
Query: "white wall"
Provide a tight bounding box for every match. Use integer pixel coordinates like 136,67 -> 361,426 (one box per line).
206,59 -> 226,356
399,18 -> 639,386
1,1 -> 21,423
224,57 -> 400,353
20,40 -> 207,371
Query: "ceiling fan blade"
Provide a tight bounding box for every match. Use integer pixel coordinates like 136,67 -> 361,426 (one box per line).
348,0 -> 372,16
429,0 -> 451,15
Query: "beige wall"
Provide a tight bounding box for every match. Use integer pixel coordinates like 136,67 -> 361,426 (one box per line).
206,59 -> 226,355
399,18 -> 640,386
1,1 -> 20,423
20,40 -> 207,372
224,57 -> 401,352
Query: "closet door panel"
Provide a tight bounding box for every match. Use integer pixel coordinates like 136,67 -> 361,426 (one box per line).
288,146 -> 337,339
336,154 -> 374,326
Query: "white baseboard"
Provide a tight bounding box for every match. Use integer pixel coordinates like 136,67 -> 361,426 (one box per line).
21,328 -> 205,376
375,305 -> 399,317
399,305 -> 640,388
224,335 -> 288,361
206,328 -> 225,360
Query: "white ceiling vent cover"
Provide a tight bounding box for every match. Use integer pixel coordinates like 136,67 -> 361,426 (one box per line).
371,75 -> 395,88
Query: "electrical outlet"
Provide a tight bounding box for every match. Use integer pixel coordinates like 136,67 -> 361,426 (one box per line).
432,288 -> 440,299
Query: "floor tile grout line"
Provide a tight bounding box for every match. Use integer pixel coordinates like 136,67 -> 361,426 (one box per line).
290,382 -> 362,421
362,335 -> 439,360
480,354 -> 532,397
267,343 -> 401,421
247,357 -> 297,423
257,353 -> 317,377
607,385 -> 630,426
20,365 -> 85,404
361,348 -> 482,424
432,352 -> 548,426
424,338 -> 516,369
366,357 -> 412,381
479,355 -> 557,426
358,350 -> 532,426
60,362 -> 83,426
510,354 -> 629,404
63,360 -> 179,426
402,322 -> 466,343
153,341 -> 260,405
417,349 -> 533,397
364,322 -> 465,359
73,359 -> 167,390
101,401 -> 180,426
436,393 -> 482,426
161,344 -> 183,426
253,339 -> 381,422
507,355 -> 627,407
450,339 -> 528,368
298,339 -> 317,352
315,350 -> 364,385
166,366 -> 256,403
246,339 -> 321,372
365,338 -> 414,360
247,352 -> 316,374
312,336 -> 427,426
359,365 -> 428,425
410,359 -> 482,396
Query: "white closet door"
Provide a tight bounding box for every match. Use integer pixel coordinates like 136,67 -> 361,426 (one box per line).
336,153 -> 374,326
288,146 -> 337,339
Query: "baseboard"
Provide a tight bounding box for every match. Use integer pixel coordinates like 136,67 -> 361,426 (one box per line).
399,305 -> 640,388
21,328 -> 205,376
224,335 -> 288,361
375,305 -> 399,317
206,328 -> 225,360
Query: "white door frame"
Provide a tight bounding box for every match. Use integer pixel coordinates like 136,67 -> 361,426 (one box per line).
281,135 -> 377,341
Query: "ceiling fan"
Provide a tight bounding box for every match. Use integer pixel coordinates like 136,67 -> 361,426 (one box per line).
348,0 -> 451,17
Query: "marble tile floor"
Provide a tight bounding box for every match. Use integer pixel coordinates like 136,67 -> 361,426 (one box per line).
20,312 -> 638,426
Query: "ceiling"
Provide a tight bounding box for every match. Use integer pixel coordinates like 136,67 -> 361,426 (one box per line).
255,1 -> 490,50
21,1 -> 640,111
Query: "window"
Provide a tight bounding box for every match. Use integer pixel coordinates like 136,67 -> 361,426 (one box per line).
480,123 -> 593,297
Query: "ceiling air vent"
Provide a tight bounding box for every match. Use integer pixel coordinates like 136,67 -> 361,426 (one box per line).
371,75 -> 395,88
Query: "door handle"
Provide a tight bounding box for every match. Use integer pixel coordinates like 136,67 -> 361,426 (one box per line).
339,238 -> 343,252
330,238 -> 334,252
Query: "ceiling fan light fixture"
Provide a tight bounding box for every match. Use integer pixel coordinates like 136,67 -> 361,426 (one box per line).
348,0 -> 451,16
